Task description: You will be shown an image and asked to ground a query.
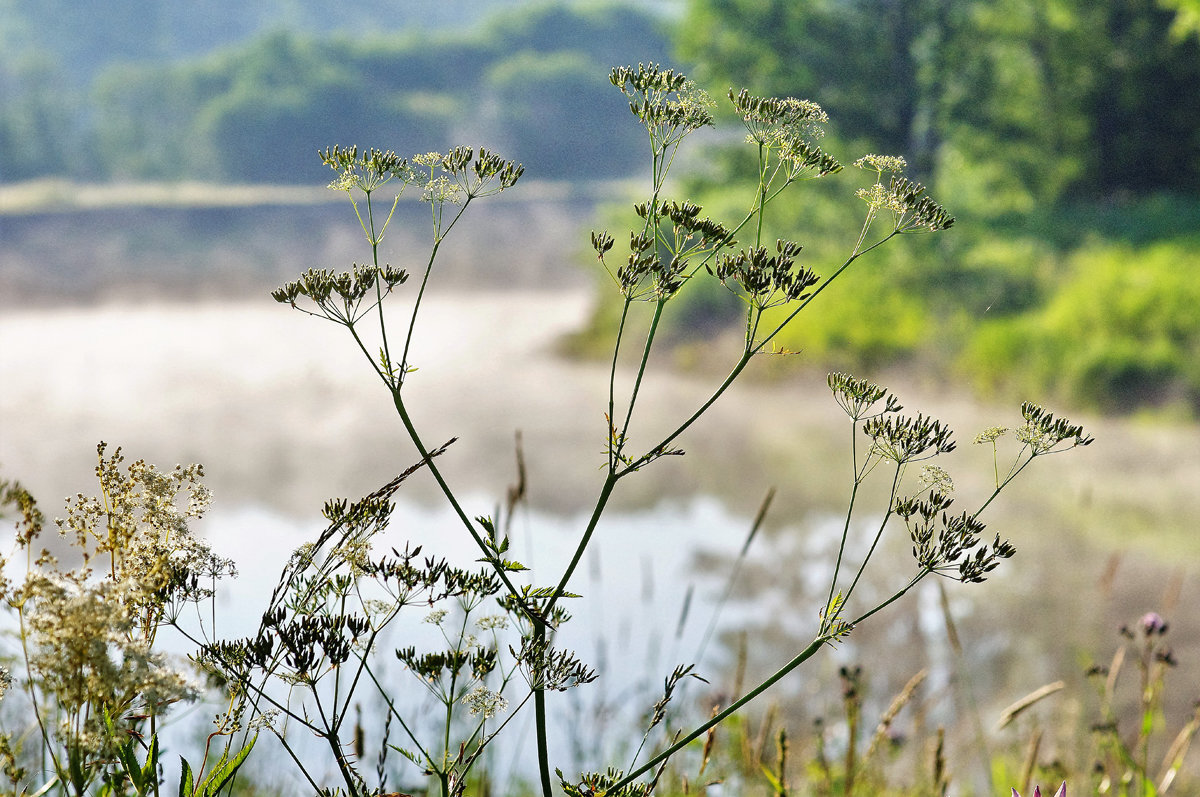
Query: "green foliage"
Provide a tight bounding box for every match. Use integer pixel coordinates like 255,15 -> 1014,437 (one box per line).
177,736 -> 256,797
591,0 -> 1200,414
1,3 -> 671,183
677,0 -> 1200,204
760,266 -> 930,368
964,241 -> 1200,412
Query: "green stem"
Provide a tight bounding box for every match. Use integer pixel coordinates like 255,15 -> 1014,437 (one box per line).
399,243 -> 440,379
608,635 -> 829,794
607,299 -> 633,470
534,621 -> 553,797
824,422 -> 862,630
365,196 -> 397,385
615,299 -> 666,462
389,389 -> 528,610
546,472 -> 619,617
752,232 -> 897,356
841,467 -> 903,607
619,350 -> 753,476
533,471 -> 619,797
362,662 -> 432,764
398,200 -> 473,379
756,142 -> 768,246
848,571 -> 927,627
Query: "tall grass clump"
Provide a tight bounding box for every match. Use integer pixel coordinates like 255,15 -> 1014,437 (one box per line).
1,63 -> 1093,797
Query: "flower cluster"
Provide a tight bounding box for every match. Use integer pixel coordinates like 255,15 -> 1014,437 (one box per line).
854,154 -> 907,175
973,425 -> 1009,445
828,372 -> 903,420
1,445 -> 225,785
611,63 -> 714,151
21,571 -> 199,720
730,89 -> 841,179
918,464 -> 955,494
271,263 -> 409,323
594,199 -> 735,300
51,443 -> 233,611
857,174 -> 954,232
321,145 -> 407,193
729,89 -> 826,146
863,412 -> 956,464
895,492 -> 1015,582
463,684 -> 509,719
322,145 -> 523,202
513,636 -> 597,693
715,239 -> 819,310
1016,402 -> 1094,454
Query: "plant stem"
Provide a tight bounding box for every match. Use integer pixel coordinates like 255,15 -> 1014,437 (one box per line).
841,467 -> 903,606
825,421 -> 862,630
607,299 -> 632,470
609,635 -> 828,794
534,621 -> 554,797
389,388 -> 529,609
616,299 -> 666,461
619,350 -> 753,476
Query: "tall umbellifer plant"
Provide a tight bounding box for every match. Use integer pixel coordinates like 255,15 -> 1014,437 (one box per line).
204,63 -> 1091,797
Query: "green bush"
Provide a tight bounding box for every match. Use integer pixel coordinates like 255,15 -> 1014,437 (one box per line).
964,241 -> 1200,411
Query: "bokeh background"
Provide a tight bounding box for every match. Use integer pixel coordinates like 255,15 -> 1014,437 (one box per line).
3,1 -> 1199,793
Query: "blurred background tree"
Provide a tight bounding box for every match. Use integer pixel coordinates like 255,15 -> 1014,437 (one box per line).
668,0 -> 1200,413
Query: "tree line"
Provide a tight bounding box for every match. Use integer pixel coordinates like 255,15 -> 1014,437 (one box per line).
662,0 -> 1200,413
0,3 -> 670,183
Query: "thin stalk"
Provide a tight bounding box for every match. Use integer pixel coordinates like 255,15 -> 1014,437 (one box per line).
337,624 -> 386,724
755,142 -> 768,246
315,695 -> 359,796
608,635 -> 829,794
694,487 -> 774,663
362,663 -> 432,764
534,622 -> 553,797
399,244 -> 440,379
17,572 -> 65,786
389,389 -> 528,609
824,421 -> 863,629
457,690 -> 535,774
753,232 -> 897,356
619,350 -> 753,476
743,303 -> 756,349
443,665 -> 459,783
848,571 -> 928,628
621,233 -> 902,478
532,471 -> 618,797
976,453 -> 1038,517
364,193 -> 396,385
398,200 -> 474,378
841,468 -> 903,606
545,472 -> 619,618
616,299 -> 667,460
443,609 -> 472,768
607,299 -> 633,470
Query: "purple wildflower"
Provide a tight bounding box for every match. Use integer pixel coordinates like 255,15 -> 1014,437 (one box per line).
1140,612 -> 1168,635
